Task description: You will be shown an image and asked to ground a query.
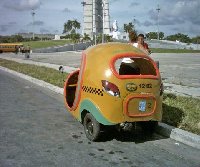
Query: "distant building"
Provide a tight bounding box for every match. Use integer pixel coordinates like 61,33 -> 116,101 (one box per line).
83,0 -> 110,38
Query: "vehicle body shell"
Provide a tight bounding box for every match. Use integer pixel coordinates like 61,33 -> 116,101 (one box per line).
64,43 -> 163,127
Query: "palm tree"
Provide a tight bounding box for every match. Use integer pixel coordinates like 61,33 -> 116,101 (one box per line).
124,22 -> 135,33
63,19 -> 81,34
63,20 -> 73,34
82,33 -> 91,41
72,20 -> 81,33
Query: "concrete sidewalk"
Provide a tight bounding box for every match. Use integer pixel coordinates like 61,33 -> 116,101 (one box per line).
0,54 -> 78,73
0,52 -> 200,98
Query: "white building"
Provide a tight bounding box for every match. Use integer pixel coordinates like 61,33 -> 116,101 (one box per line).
83,0 -> 110,38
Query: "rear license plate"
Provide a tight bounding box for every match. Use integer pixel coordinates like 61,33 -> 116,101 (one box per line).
139,100 -> 146,112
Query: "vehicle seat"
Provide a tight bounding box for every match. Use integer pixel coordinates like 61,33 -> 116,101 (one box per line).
119,62 -> 140,75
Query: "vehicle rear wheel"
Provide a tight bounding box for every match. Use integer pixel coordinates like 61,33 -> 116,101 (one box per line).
0,50 -> 3,54
140,121 -> 158,134
83,113 -> 101,141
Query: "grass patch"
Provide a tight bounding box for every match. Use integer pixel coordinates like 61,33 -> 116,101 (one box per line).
163,93 -> 200,135
151,48 -> 200,53
21,40 -> 200,53
0,58 -> 199,135
22,40 -> 72,49
0,58 -> 67,88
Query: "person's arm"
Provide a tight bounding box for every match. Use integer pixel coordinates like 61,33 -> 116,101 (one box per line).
143,43 -> 151,55
137,43 -> 150,55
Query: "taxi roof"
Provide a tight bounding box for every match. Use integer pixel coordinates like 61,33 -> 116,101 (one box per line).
83,42 -> 148,61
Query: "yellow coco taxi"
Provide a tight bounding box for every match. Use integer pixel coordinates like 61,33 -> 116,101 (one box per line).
63,43 -> 163,141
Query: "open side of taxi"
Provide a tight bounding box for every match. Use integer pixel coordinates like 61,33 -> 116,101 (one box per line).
63,43 -> 163,141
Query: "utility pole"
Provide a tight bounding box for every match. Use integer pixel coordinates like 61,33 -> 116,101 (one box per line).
133,16 -> 136,31
93,24 -> 97,45
156,4 -> 160,40
98,15 -> 104,43
102,0 -> 105,43
31,9 -> 35,40
81,1 -> 86,35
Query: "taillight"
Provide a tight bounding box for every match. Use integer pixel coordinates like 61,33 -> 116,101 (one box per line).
102,80 -> 120,97
160,82 -> 164,96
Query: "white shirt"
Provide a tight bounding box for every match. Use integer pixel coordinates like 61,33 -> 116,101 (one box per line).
133,43 -> 138,47
121,43 -> 138,64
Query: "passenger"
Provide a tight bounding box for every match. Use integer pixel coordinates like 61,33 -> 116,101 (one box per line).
119,60 -> 140,75
120,31 -> 140,75
136,34 -> 151,55
121,31 -> 137,65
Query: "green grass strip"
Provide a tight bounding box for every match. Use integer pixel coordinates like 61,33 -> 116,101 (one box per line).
162,93 -> 200,135
21,40 -> 200,53
22,40 -> 72,49
0,58 -> 68,88
0,58 -> 199,135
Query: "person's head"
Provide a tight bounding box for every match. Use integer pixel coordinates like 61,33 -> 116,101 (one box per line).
129,31 -> 137,43
137,34 -> 145,44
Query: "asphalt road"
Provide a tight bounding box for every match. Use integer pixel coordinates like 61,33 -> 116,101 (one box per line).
0,70 -> 200,167
151,53 -> 200,97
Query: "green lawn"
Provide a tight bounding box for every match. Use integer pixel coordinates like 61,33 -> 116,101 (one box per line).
22,40 -> 72,49
162,93 -> 200,135
21,40 -> 200,53
0,58 -> 199,135
0,58 -> 67,88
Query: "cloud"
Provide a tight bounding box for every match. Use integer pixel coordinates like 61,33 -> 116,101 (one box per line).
28,20 -> 44,26
0,25 -> 9,32
18,29 -> 29,33
171,25 -> 200,36
0,22 -> 17,32
148,0 -> 200,26
4,0 -> 41,11
40,28 -> 49,34
110,0 -> 121,3
134,19 -> 141,26
159,17 -> 184,26
63,8 -> 71,13
130,2 -> 140,7
54,30 -> 59,34
9,22 -> 17,26
142,21 -> 154,27
175,0 -> 200,25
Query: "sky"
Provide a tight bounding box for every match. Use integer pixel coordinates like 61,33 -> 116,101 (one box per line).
0,0 -> 200,37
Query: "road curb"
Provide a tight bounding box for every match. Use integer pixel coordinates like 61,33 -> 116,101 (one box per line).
0,66 -> 200,149
156,123 -> 200,149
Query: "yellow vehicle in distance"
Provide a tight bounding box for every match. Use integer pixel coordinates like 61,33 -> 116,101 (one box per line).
62,43 -> 163,141
0,43 -> 30,53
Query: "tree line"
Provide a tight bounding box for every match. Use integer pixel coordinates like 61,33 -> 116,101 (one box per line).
123,22 -> 200,44
1,20 -> 199,45
0,35 -> 52,43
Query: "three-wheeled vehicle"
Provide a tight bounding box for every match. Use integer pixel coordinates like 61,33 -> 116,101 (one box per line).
63,43 -> 163,141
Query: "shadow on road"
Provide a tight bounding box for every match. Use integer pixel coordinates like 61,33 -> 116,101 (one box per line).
98,127 -> 168,143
